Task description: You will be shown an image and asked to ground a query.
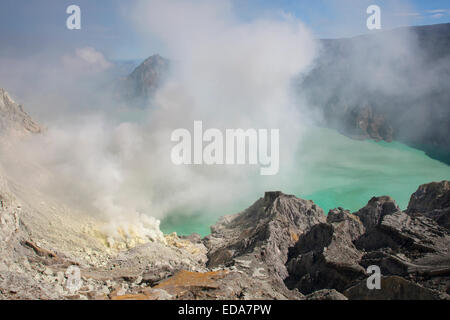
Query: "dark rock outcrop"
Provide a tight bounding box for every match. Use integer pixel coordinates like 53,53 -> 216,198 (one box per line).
344,276 -> 446,300
283,182 -> 450,299
204,184 -> 450,300
204,191 -> 325,299
204,192 -> 326,278
407,181 -> 450,230
285,208 -> 366,294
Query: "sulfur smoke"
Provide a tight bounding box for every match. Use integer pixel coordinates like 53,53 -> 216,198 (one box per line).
1,0 -> 448,240
0,0 -> 318,238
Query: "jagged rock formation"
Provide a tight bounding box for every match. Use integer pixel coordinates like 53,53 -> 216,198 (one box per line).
285,182 -> 450,299
203,192 -> 326,299
0,88 -> 41,136
299,23 -> 450,163
1,179 -> 449,299
205,192 -> 326,279
285,208 -> 366,294
407,181 -> 450,230
123,54 -> 170,104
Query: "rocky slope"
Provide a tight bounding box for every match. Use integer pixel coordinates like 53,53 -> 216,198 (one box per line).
123,54 -> 170,105
0,89 -> 41,136
1,178 -> 449,300
0,88 -> 449,300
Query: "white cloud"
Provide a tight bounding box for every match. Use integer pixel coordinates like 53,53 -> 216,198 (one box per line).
394,12 -> 421,17
76,47 -> 112,70
62,47 -> 112,72
426,9 -> 448,14
431,13 -> 445,19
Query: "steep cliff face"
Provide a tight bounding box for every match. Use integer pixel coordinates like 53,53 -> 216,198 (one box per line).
299,23 -> 450,163
0,89 -> 41,136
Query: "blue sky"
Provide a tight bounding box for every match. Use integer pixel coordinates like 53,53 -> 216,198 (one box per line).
0,0 -> 449,60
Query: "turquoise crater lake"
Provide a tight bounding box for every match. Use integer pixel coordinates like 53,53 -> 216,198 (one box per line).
161,127 -> 450,236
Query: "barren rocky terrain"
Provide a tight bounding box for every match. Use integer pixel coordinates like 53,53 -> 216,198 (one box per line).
0,88 -> 449,300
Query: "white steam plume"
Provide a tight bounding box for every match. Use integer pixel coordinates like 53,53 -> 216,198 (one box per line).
1,0 -> 318,237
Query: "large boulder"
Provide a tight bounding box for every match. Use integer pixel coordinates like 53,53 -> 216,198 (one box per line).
285,208 -> 366,294
354,196 -> 400,231
407,181 -> 450,230
356,209 -> 450,255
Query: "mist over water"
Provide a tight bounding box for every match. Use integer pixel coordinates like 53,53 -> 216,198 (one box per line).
298,128 -> 450,211
162,126 -> 450,236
